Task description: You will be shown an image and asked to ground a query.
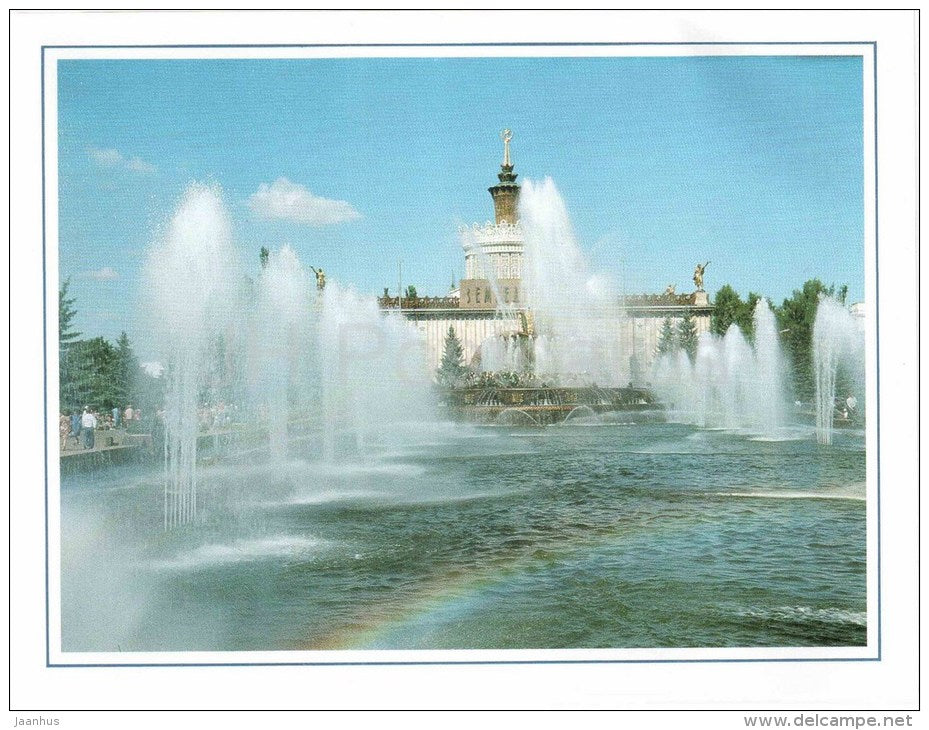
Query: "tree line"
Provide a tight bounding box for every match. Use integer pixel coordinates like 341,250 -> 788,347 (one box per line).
709,278 -> 848,400
58,279 -> 163,415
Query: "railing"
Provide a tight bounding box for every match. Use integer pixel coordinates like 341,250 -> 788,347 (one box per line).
377,296 -> 461,309
620,293 -> 701,306
375,292 -> 711,310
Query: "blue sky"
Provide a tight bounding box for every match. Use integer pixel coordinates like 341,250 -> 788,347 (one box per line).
57,55 -> 864,358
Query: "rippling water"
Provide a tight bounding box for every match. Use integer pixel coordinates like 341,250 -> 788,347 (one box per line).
60,419 -> 866,652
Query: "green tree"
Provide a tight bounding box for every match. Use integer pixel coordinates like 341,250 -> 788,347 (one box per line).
59,279 -> 83,412
114,331 -> 139,408
59,278 -> 81,348
711,285 -> 761,342
656,317 -> 678,357
406,285 -> 418,299
259,246 -> 270,269
62,336 -> 121,411
710,285 -> 743,336
436,326 -> 467,387
775,279 -> 844,400
677,310 -> 699,362
132,366 -> 166,416
736,292 -> 762,343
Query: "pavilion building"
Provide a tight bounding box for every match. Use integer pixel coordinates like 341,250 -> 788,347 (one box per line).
378,132 -> 712,383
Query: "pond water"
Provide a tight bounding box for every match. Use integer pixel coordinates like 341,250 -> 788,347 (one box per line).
60,417 -> 866,652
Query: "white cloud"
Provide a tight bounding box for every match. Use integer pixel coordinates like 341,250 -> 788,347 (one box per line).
88,147 -> 124,166
84,267 -> 120,281
87,146 -> 156,174
126,156 -> 157,174
247,178 -> 360,225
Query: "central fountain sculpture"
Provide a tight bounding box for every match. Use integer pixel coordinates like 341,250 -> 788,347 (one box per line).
380,130 -> 715,395
457,130 -> 632,386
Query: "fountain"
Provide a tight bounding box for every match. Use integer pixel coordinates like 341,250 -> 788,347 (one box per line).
463,178 -> 796,433
142,182 -> 436,527
473,177 -> 627,386
251,245 -> 315,460
143,183 -> 243,529
518,177 -> 626,386
316,282 -> 436,459
653,298 -> 789,437
477,333 -> 527,374
813,296 -> 865,445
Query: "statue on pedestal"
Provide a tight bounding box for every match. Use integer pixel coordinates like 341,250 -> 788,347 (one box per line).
501,128 -> 513,166
693,261 -> 710,291
310,266 -> 326,291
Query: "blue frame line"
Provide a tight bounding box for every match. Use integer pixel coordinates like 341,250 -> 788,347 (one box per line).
42,41 -> 874,48
873,42 -> 882,662
39,40 -> 881,669
50,655 -> 879,669
41,45 -> 50,670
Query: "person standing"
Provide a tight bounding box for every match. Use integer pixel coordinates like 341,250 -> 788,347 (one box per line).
70,410 -> 82,448
59,412 -> 70,451
81,406 -> 97,449
124,404 -> 133,424
113,406 -> 121,429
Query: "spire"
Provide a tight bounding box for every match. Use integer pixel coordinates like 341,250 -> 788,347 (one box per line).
496,128 -> 518,185
489,128 -> 519,223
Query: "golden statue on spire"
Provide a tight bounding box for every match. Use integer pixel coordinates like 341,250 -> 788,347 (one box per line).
502,128 -> 513,166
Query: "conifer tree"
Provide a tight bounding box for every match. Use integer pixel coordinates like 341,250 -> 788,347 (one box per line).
59,278 -> 81,349
59,279 -> 82,411
436,326 -> 467,387
656,317 -> 678,358
115,331 -> 139,407
677,310 -> 699,363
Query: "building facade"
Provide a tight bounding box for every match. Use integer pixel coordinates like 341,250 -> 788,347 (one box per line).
379,133 -> 713,382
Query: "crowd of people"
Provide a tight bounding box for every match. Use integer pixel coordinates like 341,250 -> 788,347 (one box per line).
197,401 -> 239,431
59,399 -> 266,453
59,404 -> 143,451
